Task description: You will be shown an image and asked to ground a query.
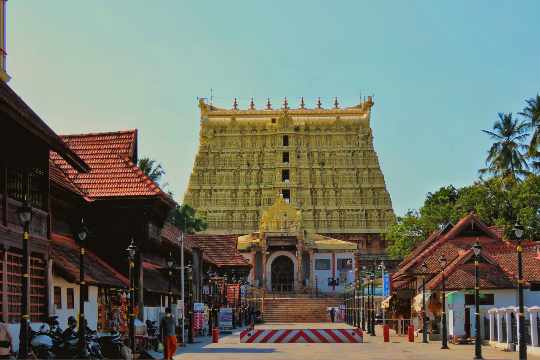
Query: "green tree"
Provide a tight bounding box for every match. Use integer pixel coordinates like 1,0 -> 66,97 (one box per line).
385,210 -> 428,259
138,157 -> 166,185
169,204 -> 207,234
420,185 -> 460,232
480,113 -> 530,180
520,94 -> 540,171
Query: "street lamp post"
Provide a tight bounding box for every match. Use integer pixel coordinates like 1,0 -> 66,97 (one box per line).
472,242 -> 483,360
438,255 -> 449,350
126,239 -> 137,353
186,264 -> 194,344
379,261 -> 386,325
369,272 -> 376,336
361,267 -> 366,331
420,261 -> 429,344
16,199 -> 32,359
513,224 -> 526,360
167,253 -> 175,309
77,219 -> 89,357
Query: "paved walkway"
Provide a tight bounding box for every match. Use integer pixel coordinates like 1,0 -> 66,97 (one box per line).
171,323 -> 540,360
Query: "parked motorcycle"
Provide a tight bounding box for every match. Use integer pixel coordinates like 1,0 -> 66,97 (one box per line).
98,331 -> 132,360
30,324 -> 55,359
145,320 -> 159,352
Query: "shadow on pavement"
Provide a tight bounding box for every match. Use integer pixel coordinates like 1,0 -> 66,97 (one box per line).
181,347 -> 276,354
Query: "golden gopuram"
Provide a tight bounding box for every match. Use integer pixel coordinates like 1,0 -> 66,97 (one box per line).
184,96 -> 395,291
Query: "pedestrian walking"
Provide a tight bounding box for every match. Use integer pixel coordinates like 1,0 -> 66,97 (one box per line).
330,307 -> 336,323
160,307 -> 177,360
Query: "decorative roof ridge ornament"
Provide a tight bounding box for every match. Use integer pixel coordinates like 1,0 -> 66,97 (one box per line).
300,96 -> 305,109
266,98 -> 272,110
283,97 -> 289,110
317,97 -> 322,109
249,97 -> 255,110
232,97 -> 238,110
334,97 -> 339,109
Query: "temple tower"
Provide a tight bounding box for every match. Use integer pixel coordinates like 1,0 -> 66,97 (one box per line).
183,96 -> 394,252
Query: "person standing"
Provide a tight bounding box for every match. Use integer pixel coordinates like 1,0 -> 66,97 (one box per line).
160,308 -> 177,360
330,307 -> 336,323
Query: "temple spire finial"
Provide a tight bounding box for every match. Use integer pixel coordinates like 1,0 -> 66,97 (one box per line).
300,96 -> 305,109
233,97 -> 238,110
249,97 -> 255,110
317,97 -> 322,109
334,96 -> 339,109
283,97 -> 289,109
266,98 -> 272,110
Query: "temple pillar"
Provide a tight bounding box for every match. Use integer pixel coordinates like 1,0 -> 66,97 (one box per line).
488,311 -> 495,342
505,310 -> 513,349
309,250 -> 316,291
296,250 -> 303,291
496,311 -> 503,344
262,250 -> 267,290
530,308 -> 539,347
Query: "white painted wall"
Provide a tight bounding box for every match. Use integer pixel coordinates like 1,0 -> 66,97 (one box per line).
51,276 -> 99,330
313,252 -> 355,294
447,289 -> 540,337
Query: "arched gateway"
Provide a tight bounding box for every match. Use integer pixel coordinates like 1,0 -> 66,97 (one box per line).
271,256 -> 294,292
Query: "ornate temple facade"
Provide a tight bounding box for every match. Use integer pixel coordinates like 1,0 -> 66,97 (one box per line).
184,97 -> 395,292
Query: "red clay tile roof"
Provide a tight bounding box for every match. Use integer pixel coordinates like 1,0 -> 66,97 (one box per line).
0,81 -> 89,172
489,244 -> 540,283
161,223 -> 181,244
142,261 -> 181,295
49,160 -> 86,197
49,130 -> 174,204
393,213 -> 540,292
51,233 -> 128,288
186,235 -> 251,268
394,213 -> 501,279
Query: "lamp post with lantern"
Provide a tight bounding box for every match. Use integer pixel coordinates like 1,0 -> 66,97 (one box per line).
77,219 -> 89,357
166,253 -> 175,308
186,264 -> 194,344
378,261 -> 386,325
361,266 -> 366,331
513,223 -> 527,360
16,199 -> 32,359
420,261 -> 429,344
126,239 -> 137,353
438,255 -> 449,349
369,271 -> 376,336
472,242 -> 483,360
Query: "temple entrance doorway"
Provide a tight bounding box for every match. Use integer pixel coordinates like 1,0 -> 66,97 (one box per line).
271,255 -> 294,292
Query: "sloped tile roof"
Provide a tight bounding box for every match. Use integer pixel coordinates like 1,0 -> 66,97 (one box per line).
0,81 -> 89,172
489,244 -> 540,283
142,261 -> 181,295
49,160 -> 86,197
393,213 -> 540,292
394,213 -> 501,279
51,233 -> 128,288
186,234 -> 251,268
49,130 -> 173,203
440,262 -> 515,290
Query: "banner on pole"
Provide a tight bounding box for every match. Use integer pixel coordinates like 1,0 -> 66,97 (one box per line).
383,273 -> 391,297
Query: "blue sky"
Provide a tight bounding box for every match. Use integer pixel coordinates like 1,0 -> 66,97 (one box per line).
9,1 -> 540,215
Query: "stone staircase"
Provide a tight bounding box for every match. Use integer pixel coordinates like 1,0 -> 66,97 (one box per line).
263,297 -> 342,323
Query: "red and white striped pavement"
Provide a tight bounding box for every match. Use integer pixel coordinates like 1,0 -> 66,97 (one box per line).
240,328 -> 363,343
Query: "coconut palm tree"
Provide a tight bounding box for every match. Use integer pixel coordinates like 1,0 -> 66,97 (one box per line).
138,157 -> 165,185
480,112 -> 530,180
519,94 -> 540,171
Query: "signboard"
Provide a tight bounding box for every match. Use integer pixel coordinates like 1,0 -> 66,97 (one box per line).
219,307 -> 233,332
383,273 -> 391,297
194,302 -> 205,312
